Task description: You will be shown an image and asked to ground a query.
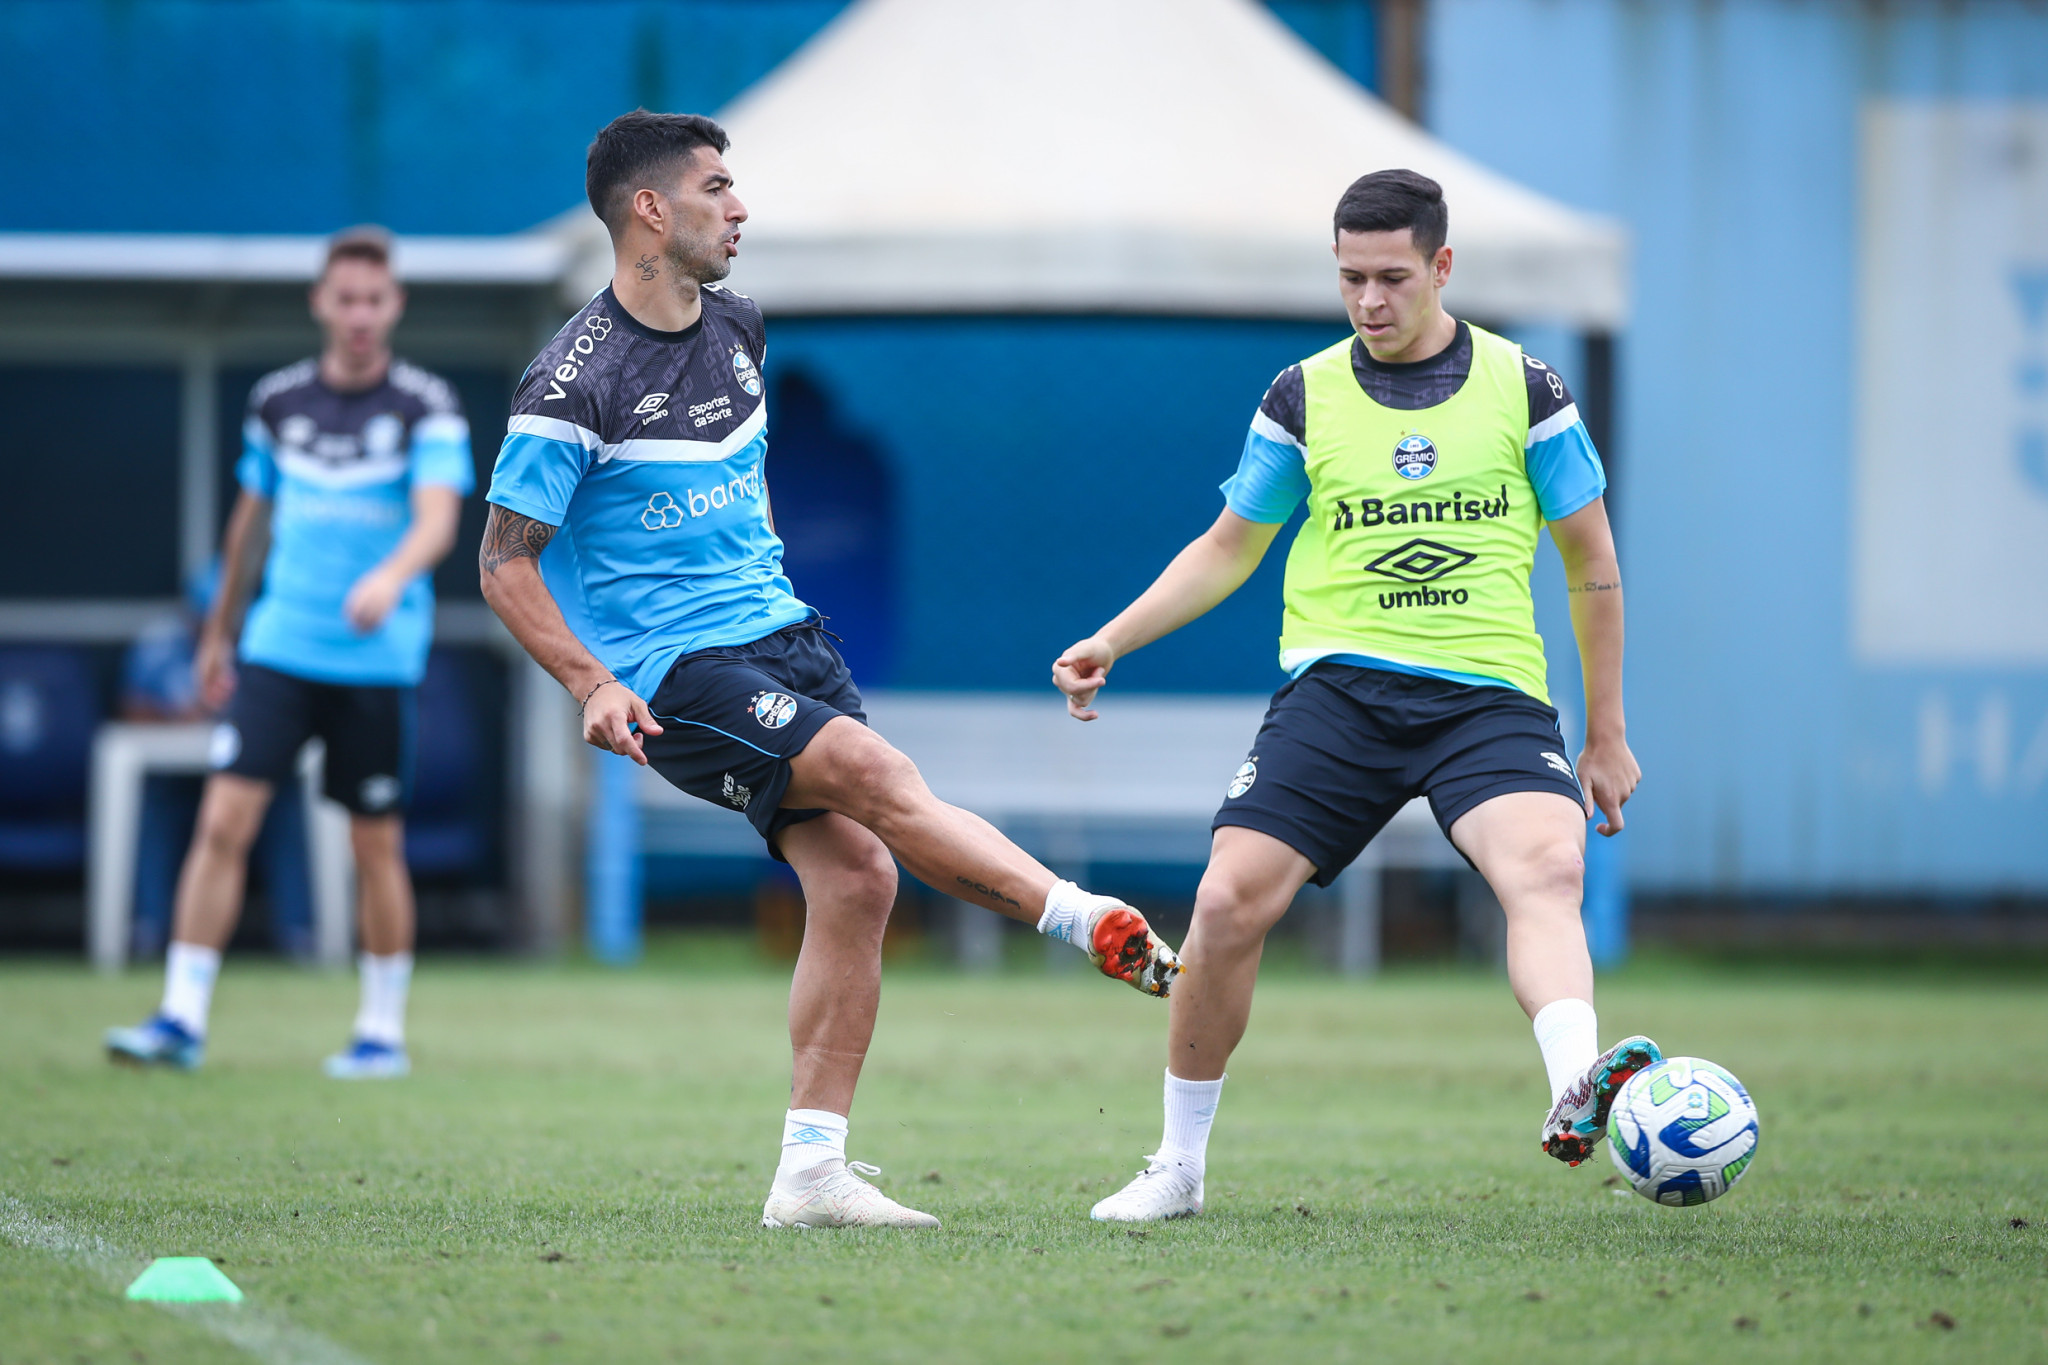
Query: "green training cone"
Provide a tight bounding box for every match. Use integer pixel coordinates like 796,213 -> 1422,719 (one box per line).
125,1257 -> 244,1303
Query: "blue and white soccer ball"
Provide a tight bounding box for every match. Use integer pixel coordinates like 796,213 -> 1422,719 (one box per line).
1607,1056 -> 1759,1207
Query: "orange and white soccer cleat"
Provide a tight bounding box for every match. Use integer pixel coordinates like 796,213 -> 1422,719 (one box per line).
1083,904 -> 1183,998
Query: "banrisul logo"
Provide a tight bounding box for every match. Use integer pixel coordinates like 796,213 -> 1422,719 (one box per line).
1392,433 -> 1438,481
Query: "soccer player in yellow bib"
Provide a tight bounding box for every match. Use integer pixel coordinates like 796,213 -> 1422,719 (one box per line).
1055,170 -> 1662,1222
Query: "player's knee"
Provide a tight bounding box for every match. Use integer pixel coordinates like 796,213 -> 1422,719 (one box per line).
193,804 -> 262,859
842,838 -> 898,914
1511,839 -> 1585,907
1191,868 -> 1288,946
348,817 -> 405,868
822,734 -> 924,821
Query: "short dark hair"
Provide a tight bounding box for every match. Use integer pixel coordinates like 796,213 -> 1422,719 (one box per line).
322,225 -> 393,277
1333,169 -> 1448,258
586,110 -> 730,235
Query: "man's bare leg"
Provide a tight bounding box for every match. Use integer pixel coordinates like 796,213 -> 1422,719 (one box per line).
157,774 -> 274,1041
758,809 -> 941,1230
109,773 -> 274,1063
331,815 -> 416,1071
1166,827 -> 1317,1080
780,717 -> 1179,993
778,812 -> 897,1116
1450,789 -> 1656,1163
1089,826 -> 1312,1221
781,718 -> 1054,922
350,814 -> 415,957
168,774 -> 273,952
1447,790 -> 1593,1020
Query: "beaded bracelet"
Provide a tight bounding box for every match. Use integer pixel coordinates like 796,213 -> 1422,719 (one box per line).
579,677 -> 620,713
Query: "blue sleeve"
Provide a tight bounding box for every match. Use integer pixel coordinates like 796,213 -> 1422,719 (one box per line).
1219,422 -> 1312,524
488,417 -> 593,526
1526,416 -> 1607,522
236,414 -> 277,497
409,412 -> 475,493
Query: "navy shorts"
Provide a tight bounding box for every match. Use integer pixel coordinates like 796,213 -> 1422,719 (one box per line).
211,662 -> 414,815
641,619 -> 865,857
1212,663 -> 1586,886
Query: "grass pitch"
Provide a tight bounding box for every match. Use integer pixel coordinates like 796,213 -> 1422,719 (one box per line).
3,941 -> 2044,1364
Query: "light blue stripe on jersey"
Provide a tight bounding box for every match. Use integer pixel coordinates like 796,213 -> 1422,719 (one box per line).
1522,407 -> 1605,522
1220,421 -> 1312,524
486,422 -> 809,703
235,415 -> 473,685
1219,408 -> 1606,527
1290,651 -> 1517,691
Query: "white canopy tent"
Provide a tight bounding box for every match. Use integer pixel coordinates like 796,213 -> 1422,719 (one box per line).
564,0 -> 1627,327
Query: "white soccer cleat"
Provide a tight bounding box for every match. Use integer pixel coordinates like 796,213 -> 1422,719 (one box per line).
761,1160 -> 941,1230
1089,1154 -> 1204,1223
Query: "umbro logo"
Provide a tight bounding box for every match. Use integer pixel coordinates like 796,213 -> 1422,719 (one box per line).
1363,538 -> 1476,584
634,392 -> 671,426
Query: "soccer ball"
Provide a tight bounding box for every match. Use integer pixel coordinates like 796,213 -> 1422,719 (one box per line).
1607,1056 -> 1758,1206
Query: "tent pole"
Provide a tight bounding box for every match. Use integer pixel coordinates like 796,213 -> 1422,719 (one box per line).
1378,0 -> 1428,123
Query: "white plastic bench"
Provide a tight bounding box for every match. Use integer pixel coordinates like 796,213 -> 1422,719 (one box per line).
638,691 -> 1468,973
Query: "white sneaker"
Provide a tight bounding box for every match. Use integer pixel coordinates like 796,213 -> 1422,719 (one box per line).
761,1160 -> 941,1230
1089,1154 -> 1204,1222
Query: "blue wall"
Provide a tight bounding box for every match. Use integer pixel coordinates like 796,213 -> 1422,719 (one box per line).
767,317 -> 1329,695
0,0 -> 1375,233
1431,0 -> 2048,894
0,0 -> 852,233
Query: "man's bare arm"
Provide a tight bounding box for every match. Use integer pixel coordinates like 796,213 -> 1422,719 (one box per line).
195,489 -> 273,709
1052,508 -> 1283,720
1548,495 -> 1639,834
478,504 -> 663,762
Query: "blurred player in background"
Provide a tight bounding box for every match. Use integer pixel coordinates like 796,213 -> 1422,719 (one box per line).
1056,171 -> 1662,1222
106,229 -> 472,1079
480,111 -> 1181,1231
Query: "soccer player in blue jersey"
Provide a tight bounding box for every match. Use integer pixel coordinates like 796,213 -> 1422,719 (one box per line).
479,111 -> 1182,1230
106,229 -> 471,1079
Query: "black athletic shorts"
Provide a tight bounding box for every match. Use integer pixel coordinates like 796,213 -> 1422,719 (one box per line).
641,618 -> 864,858
210,661 -> 415,815
1212,663 -> 1586,886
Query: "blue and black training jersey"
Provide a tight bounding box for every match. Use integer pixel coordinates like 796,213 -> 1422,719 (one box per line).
237,358 -> 473,686
485,286 -> 809,702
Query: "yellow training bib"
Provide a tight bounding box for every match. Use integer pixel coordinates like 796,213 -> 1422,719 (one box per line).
1279,323 -> 1550,702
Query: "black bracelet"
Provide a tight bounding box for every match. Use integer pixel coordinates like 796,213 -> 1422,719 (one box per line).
579,677 -> 620,713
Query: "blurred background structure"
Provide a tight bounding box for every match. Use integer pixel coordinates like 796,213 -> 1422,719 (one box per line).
1,0 -> 2043,966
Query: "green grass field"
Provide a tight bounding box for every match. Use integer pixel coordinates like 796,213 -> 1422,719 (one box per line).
3,942 -> 2044,1364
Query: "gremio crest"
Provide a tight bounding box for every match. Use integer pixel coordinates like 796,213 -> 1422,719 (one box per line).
1392,433 -> 1438,481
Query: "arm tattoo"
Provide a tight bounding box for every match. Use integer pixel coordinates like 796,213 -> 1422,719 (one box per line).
479,504 -> 557,574
635,254 -> 659,281
1568,580 -> 1621,594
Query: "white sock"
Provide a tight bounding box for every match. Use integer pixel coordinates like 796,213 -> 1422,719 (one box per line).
1532,997 -> 1600,1103
1158,1070 -> 1225,1177
1036,879 -> 1120,951
159,941 -> 221,1038
777,1108 -> 848,1184
352,952 -> 413,1047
